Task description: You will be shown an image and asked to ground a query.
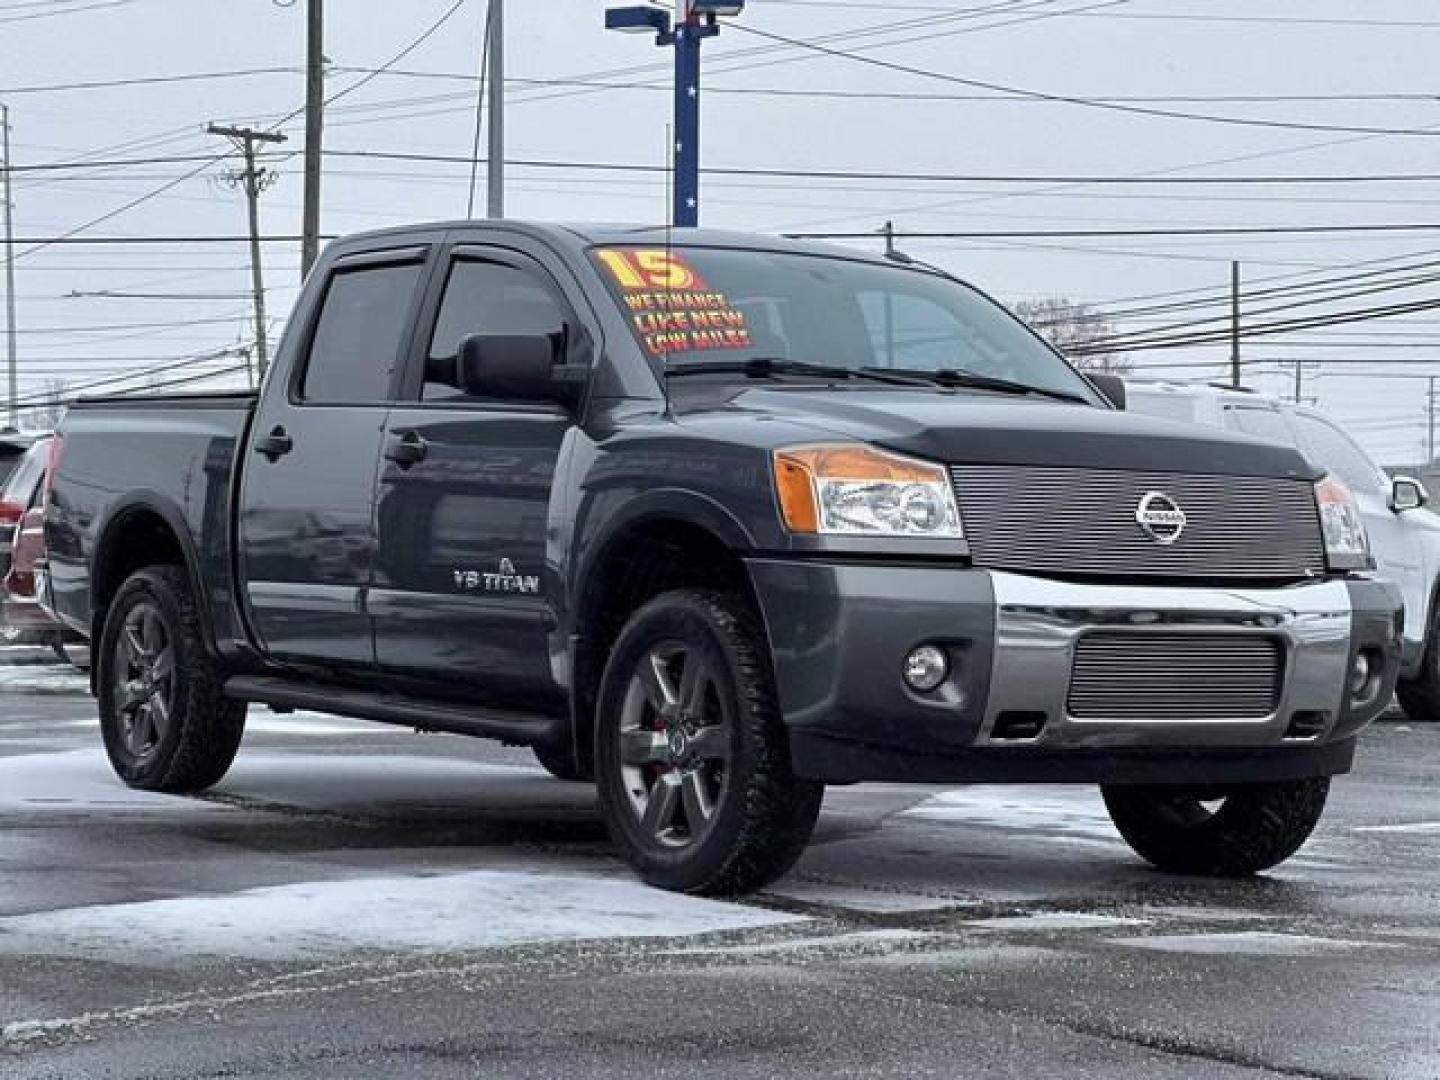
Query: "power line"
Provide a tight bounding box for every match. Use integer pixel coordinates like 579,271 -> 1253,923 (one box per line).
726,21 -> 1440,139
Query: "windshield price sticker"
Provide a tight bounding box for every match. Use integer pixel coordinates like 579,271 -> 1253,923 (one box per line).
595,248 -> 754,357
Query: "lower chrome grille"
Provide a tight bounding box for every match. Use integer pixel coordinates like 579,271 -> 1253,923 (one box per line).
1068,633 -> 1284,721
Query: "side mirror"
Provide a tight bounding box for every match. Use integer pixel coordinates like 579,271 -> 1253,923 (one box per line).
1391,475 -> 1429,512
456,331 -> 562,402
1088,372 -> 1126,410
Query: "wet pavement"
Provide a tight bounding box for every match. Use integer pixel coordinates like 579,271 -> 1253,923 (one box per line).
1,645 -> 1438,1079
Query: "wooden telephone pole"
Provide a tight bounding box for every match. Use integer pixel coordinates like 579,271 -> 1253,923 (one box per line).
208,124 -> 286,380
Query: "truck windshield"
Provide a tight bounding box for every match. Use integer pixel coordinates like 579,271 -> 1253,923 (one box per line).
590,245 -> 1097,401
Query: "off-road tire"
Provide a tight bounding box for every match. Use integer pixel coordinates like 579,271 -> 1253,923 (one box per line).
1102,778 -> 1330,876
532,742 -> 592,782
1397,606 -> 1440,722
595,588 -> 824,896
97,565 -> 245,792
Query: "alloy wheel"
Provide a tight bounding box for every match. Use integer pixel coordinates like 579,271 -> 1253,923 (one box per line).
617,640 -> 731,849
112,601 -> 175,760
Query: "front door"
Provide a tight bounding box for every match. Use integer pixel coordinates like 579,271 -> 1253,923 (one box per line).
237,248 -> 429,667
371,248 -> 576,710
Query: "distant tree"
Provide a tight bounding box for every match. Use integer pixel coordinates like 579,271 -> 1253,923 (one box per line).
1012,296 -> 1129,374
24,378 -> 70,431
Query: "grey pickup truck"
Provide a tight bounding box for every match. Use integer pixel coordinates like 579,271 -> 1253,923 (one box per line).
44,221 -> 1402,895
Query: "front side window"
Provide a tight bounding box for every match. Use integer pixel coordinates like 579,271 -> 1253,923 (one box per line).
301,261 -> 424,403
590,245 -> 1097,400
424,260 -> 567,401
1292,414 -> 1386,495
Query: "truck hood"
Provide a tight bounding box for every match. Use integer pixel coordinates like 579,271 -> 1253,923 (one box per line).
682,386 -> 1319,480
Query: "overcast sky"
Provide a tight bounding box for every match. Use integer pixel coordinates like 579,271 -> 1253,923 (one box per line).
4,0 -> 1440,461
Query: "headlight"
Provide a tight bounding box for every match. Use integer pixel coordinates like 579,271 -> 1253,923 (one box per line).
1315,473 -> 1371,570
773,445 -> 963,539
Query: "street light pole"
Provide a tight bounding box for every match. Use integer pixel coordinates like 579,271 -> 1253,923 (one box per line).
606,2 -> 744,228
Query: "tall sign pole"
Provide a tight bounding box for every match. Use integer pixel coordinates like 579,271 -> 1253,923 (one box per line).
1,104 -> 16,429
606,2 -> 744,229
672,6 -> 703,227
301,0 -> 324,279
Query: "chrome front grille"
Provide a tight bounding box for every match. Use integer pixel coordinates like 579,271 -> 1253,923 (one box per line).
952,465 -> 1326,580
1068,633 -> 1284,721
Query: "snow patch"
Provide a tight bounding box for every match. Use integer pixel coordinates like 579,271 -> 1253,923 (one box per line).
764,881 -> 966,914
902,785 -> 1120,843
0,870 -> 803,963
968,912 -> 1148,931
1116,931 -> 1397,957
0,663 -> 89,695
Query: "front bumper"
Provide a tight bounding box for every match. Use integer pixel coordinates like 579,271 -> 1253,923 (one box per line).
748,560 -> 1402,785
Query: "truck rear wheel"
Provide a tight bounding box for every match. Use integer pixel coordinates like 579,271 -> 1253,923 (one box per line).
97,565 -> 245,793
1102,778 -> 1329,876
595,589 -> 823,896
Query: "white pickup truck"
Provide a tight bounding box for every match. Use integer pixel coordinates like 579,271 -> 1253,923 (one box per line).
1125,381 -> 1440,722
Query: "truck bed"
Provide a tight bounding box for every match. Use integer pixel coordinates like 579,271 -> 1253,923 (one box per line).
47,393 -> 258,648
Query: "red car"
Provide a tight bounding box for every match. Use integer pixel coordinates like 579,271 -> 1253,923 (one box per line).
0,435 -> 64,648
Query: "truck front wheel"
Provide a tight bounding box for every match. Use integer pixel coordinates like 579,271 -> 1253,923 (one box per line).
1397,607 -> 1440,722
97,565 -> 246,793
1101,778 -> 1329,876
595,589 -> 823,896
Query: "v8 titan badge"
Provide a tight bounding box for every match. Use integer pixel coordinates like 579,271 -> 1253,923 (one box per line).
1135,491 -> 1186,545
453,557 -> 540,595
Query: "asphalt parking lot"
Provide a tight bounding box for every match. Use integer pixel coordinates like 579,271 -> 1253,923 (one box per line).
1,646 -> 1438,1079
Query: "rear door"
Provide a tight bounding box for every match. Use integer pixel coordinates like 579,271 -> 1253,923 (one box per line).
370,244 -> 579,710
237,246 -> 431,668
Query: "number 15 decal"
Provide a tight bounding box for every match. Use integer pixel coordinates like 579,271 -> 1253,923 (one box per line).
595,248 -> 705,290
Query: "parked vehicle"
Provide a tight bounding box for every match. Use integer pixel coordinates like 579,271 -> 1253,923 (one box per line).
1124,381 -> 1440,722
0,431 -> 41,489
1,435 -> 64,648
44,222 -> 1402,895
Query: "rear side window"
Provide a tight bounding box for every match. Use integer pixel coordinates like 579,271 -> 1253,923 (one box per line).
1224,406 -> 1295,446
301,261 -> 424,403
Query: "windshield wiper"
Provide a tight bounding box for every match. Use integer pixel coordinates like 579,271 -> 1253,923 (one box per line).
862,366 -> 1093,405
666,357 -> 932,387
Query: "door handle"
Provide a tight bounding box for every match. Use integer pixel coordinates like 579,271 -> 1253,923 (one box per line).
254,426 -> 293,461
384,432 -> 429,468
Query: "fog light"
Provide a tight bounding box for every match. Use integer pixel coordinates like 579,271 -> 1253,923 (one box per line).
903,645 -> 949,692
1349,651 -> 1372,696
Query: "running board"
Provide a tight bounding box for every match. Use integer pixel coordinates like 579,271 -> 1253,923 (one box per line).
223,675 -> 560,745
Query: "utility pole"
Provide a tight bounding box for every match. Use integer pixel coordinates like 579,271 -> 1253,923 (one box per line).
1,104 -> 16,430
1428,375 -> 1437,466
1230,259 -> 1241,389
208,124 -> 286,380
300,0 -> 324,279
486,0 -> 505,218
1293,358 -> 1302,404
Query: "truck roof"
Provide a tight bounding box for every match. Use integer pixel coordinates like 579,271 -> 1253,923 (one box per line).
322,220 -> 903,268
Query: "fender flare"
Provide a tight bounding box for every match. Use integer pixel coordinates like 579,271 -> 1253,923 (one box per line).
90,491 -> 218,656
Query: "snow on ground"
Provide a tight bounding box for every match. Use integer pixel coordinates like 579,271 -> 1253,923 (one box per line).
0,661 -> 89,695
0,870 -> 803,964
901,785 -> 1121,843
0,749 -> 238,815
